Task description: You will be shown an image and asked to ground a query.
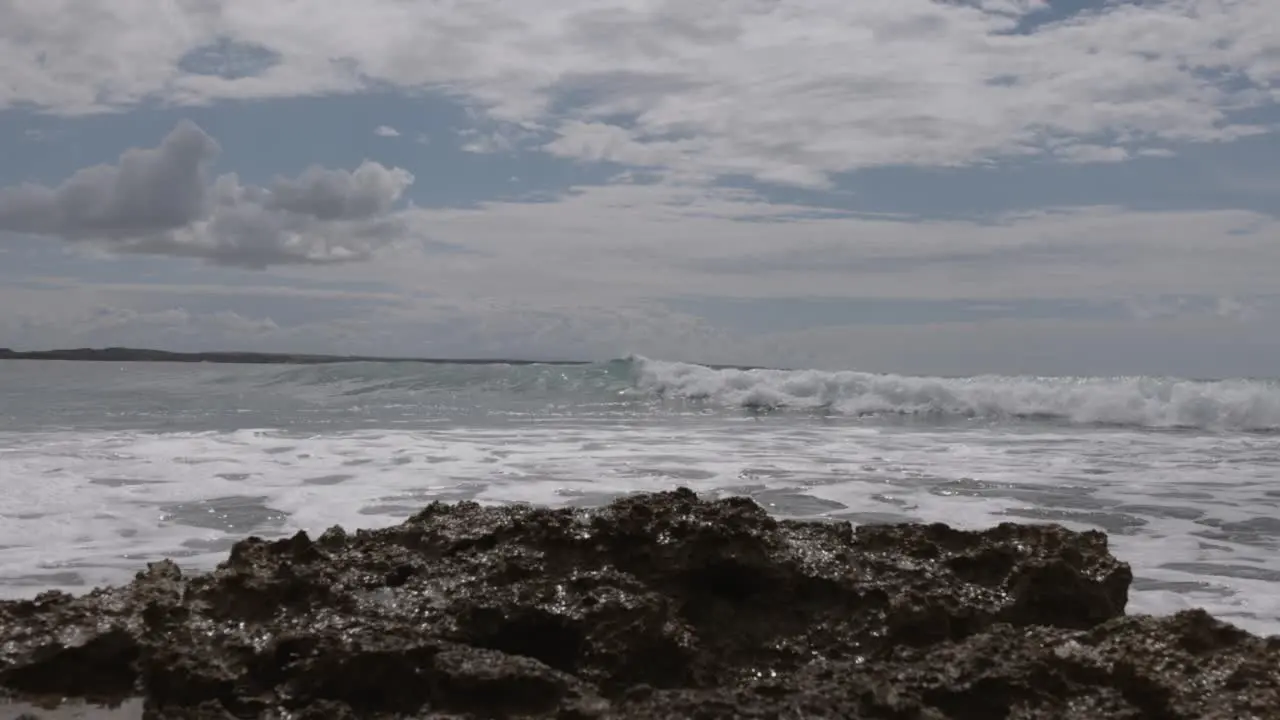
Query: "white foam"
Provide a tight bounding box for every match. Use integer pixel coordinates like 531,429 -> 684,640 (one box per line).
2,421 -> 1279,635
634,357 -> 1280,431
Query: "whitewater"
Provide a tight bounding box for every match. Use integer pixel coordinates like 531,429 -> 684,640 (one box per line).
2,356 -> 1280,635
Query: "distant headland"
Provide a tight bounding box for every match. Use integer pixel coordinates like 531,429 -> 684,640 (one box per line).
0,346 -> 589,366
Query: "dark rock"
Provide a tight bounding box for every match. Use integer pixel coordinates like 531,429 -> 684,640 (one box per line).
0,488 -> 1274,719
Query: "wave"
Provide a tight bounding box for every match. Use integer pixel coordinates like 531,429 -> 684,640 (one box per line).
628,357 -> 1280,432
253,359 -> 635,397
190,356 -> 1280,432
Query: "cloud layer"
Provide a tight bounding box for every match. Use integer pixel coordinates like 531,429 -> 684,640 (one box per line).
2,1 -> 1276,186
3,122 -> 1277,306
1,2 -> 1278,375
355,183 -> 1280,304
0,121 -> 414,268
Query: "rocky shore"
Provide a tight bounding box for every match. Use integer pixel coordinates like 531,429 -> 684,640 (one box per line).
2,489 -> 1277,719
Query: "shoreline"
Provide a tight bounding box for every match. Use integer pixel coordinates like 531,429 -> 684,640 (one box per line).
0,347 -> 588,367
1,488 -> 1277,719
0,347 -> 776,371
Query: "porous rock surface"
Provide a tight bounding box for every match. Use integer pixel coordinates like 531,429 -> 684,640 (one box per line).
1,489 -> 1277,719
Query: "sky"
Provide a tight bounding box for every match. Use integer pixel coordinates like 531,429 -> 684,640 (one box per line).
1,0 -> 1278,377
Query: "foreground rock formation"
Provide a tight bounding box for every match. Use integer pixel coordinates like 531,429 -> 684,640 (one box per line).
2,489 -> 1277,719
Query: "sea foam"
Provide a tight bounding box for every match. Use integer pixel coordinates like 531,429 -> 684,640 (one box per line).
631,357 -> 1280,431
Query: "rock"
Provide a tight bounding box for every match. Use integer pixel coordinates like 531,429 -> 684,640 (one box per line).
0,488 -> 1275,719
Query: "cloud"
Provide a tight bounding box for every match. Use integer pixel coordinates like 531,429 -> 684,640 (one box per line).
0,296 -> 283,352
2,1 -> 1277,185
458,125 -> 539,154
0,122 -> 415,268
1051,143 -> 1130,164
262,162 -> 413,221
1124,294 -> 1267,323
0,279 -> 740,364
332,182 -> 1280,306
0,120 -> 216,240
374,125 -> 401,137
5,280 -> 1278,376
12,139 -> 1268,310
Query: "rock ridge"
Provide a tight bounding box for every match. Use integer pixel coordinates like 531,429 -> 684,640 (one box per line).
1,489 -> 1276,719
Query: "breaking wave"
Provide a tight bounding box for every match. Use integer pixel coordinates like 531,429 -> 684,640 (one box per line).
627,357 -> 1280,432
172,356 -> 1280,432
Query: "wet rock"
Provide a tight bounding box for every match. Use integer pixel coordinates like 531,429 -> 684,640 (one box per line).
0,488 -> 1275,719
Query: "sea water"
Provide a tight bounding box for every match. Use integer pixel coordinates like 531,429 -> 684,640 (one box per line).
2,357 -> 1279,636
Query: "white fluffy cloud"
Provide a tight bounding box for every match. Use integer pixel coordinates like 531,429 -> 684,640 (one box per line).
1,1 -> 1276,185
0,120 -> 214,240
0,121 -> 415,268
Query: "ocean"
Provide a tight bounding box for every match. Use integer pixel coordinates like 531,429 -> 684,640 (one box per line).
2,356 -> 1279,636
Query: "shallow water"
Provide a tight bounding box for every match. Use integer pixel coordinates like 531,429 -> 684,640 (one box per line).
2,357 -> 1279,635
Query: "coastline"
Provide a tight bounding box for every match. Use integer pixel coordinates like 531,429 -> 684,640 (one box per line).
1,489 -> 1275,719
0,348 -> 778,371
0,347 -> 589,367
